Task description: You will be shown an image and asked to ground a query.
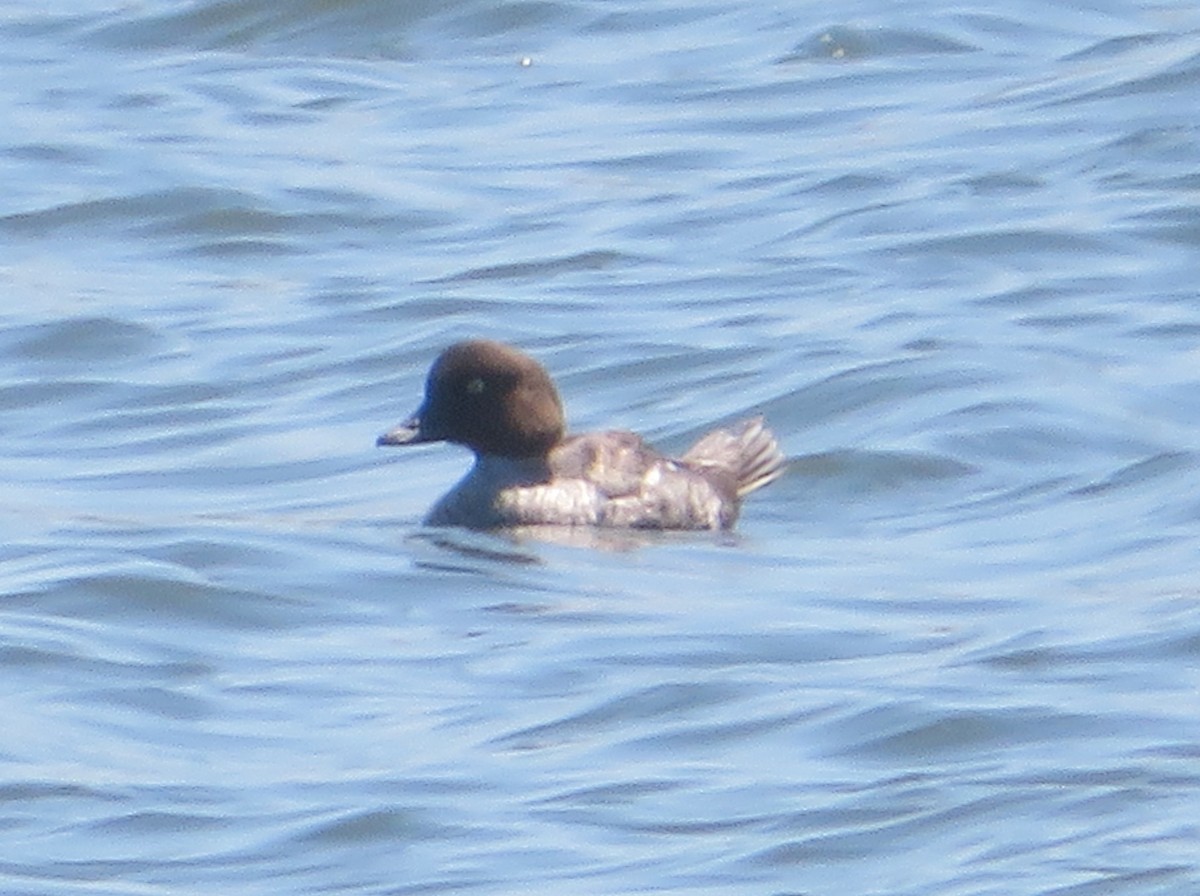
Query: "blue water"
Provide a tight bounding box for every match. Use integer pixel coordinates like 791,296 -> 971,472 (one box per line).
3,1 -> 1200,893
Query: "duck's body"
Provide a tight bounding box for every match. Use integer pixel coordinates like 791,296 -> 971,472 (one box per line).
377,340 -> 785,531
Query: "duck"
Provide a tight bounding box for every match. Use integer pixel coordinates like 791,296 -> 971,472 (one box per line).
377,339 -> 785,530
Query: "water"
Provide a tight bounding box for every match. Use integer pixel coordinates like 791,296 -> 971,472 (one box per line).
3,0 -> 1200,893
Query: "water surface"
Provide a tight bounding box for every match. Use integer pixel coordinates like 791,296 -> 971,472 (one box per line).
3,1 -> 1200,893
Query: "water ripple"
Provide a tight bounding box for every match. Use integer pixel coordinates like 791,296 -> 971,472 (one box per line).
3,0 -> 1200,894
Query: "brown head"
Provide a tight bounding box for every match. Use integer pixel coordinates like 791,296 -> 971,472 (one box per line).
376,340 -> 565,458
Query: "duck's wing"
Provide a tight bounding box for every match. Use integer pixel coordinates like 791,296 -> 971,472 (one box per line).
550,431 -> 737,529
549,431 -> 659,498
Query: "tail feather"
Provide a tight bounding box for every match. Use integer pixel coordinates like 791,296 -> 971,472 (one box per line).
682,416 -> 787,498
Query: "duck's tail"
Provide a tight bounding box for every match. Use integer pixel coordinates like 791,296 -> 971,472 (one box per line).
682,415 -> 787,498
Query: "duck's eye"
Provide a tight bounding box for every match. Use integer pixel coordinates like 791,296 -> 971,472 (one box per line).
466,377 -> 486,395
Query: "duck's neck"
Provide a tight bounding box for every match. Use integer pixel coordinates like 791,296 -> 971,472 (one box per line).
470,453 -> 552,486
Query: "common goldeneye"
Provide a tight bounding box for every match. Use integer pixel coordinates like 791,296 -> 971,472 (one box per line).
376,339 -> 786,530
